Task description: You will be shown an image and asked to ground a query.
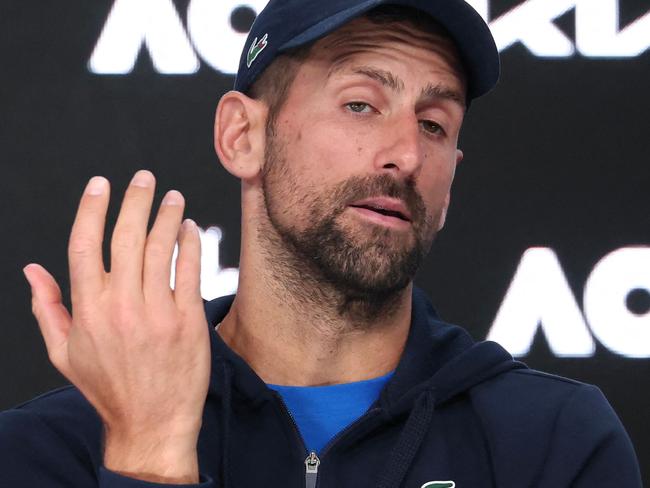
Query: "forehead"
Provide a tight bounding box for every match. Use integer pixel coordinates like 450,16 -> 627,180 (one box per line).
307,17 -> 466,89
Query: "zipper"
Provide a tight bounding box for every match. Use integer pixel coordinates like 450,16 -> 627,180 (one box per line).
272,392 -> 383,488
304,451 -> 320,488
305,407 -> 382,488
271,392 -> 315,487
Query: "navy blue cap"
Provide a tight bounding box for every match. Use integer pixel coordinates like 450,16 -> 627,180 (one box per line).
234,0 -> 499,101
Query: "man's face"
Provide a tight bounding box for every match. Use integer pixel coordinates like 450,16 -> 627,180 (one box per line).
260,17 -> 466,298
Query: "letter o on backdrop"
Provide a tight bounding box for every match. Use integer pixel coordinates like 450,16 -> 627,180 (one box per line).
188,0 -> 269,75
584,247 -> 650,358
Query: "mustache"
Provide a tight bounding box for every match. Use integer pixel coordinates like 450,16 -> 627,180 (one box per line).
330,174 -> 426,223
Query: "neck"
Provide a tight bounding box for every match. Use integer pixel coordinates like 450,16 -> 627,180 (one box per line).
218,198 -> 412,386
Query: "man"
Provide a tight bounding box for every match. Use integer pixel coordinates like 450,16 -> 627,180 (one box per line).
1,0 -> 642,486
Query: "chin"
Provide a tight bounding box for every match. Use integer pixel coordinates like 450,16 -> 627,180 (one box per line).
317,237 -> 423,297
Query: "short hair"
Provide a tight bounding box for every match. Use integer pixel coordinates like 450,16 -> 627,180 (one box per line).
247,44 -> 312,133
247,5 -> 458,132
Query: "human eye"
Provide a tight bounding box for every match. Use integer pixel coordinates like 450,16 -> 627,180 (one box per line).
345,101 -> 375,114
420,119 -> 446,136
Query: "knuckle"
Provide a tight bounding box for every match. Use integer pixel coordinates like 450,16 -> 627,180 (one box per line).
68,235 -> 98,257
70,291 -> 89,312
174,271 -> 198,294
73,305 -> 95,327
145,241 -> 171,260
31,298 -> 40,317
111,228 -> 144,253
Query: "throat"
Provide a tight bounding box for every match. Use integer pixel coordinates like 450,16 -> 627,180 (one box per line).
222,270 -> 413,387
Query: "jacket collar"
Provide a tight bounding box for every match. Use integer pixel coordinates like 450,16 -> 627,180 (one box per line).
203,288 -> 525,411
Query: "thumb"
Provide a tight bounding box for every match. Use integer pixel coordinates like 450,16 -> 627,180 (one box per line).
23,263 -> 72,372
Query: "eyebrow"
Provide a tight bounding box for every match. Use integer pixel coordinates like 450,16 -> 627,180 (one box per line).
351,67 -> 405,92
329,64 -> 466,110
420,83 -> 466,110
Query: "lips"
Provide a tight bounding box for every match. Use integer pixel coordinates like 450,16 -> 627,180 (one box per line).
348,197 -> 412,222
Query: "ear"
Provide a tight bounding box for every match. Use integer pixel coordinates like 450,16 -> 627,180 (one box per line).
437,149 -> 464,231
214,91 -> 268,181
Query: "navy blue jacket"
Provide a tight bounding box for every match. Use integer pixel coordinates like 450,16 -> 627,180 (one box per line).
0,289 -> 642,487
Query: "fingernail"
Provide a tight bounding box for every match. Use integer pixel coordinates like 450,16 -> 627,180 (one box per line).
22,264 -> 36,286
182,219 -> 196,232
86,176 -> 107,196
131,170 -> 154,188
162,190 -> 184,206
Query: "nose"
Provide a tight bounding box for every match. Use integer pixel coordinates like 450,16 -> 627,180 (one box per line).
375,113 -> 422,177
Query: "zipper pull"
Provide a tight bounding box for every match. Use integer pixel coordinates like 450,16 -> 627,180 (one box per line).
304,451 -> 320,488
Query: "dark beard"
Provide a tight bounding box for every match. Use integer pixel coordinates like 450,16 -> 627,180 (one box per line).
260,130 -> 438,321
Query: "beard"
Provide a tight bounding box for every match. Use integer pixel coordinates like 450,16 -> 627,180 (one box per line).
260,128 -> 440,308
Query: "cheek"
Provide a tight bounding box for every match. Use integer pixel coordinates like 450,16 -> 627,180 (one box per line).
282,115 -> 369,182
419,157 -> 456,210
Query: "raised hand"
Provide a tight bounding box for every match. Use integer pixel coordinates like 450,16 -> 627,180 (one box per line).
23,170 -> 210,483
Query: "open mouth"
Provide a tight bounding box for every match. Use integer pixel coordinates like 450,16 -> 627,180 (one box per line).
349,204 -> 410,221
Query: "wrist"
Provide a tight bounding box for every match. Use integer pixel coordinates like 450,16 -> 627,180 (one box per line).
103,428 -> 200,483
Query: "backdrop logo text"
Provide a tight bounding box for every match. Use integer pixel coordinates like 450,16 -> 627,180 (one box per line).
488,247 -> 650,359
88,0 -> 650,75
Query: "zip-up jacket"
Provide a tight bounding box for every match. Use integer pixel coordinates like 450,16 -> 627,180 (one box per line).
0,289 -> 642,487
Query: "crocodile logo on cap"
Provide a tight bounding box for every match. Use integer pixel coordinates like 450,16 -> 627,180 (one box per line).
247,33 -> 268,68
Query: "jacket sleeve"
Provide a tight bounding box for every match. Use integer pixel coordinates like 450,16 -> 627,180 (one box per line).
536,384 -> 642,487
0,408 -> 216,488
99,468 -> 215,488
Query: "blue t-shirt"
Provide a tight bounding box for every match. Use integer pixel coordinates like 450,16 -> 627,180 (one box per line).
268,372 -> 393,454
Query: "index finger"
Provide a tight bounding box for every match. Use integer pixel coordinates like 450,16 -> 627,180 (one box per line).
68,176 -> 110,305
